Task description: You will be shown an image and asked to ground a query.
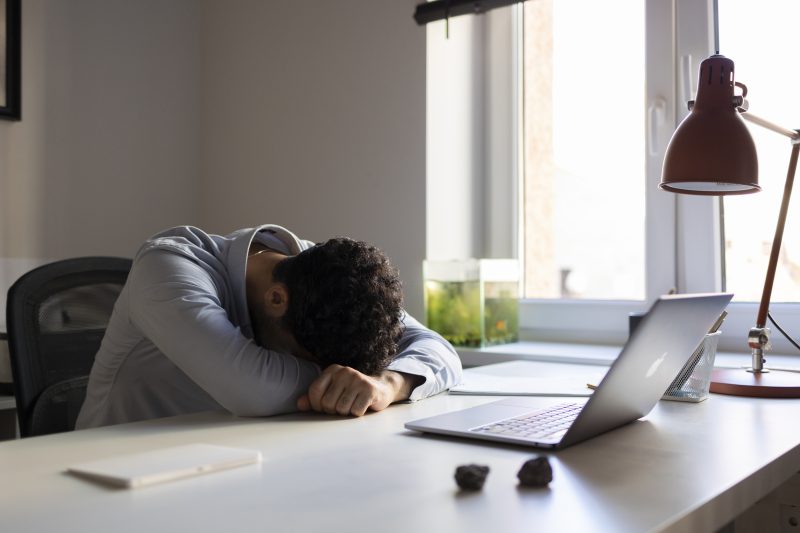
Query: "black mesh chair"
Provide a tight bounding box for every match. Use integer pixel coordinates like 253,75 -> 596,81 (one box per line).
6,257 -> 132,437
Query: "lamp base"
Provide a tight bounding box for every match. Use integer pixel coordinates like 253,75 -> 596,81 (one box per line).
710,368 -> 800,398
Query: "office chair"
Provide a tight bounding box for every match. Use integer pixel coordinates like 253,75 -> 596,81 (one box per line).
6,257 -> 132,437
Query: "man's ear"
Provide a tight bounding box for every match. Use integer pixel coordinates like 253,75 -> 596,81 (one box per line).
263,283 -> 289,318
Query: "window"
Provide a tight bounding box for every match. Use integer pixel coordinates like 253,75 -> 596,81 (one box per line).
516,0 -> 681,345
718,0 -> 800,304
516,0 -> 800,352
523,0 -> 646,301
426,0 -> 800,354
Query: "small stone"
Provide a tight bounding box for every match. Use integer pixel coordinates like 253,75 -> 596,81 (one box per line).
517,456 -> 553,487
454,464 -> 490,491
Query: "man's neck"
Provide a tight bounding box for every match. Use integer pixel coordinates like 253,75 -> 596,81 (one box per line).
253,316 -> 291,353
244,245 -> 319,364
247,293 -> 317,363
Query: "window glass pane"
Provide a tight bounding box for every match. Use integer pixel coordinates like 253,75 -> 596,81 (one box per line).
522,0 -> 645,299
719,1 -> 800,303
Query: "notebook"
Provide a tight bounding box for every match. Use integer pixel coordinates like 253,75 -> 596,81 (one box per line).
405,293 -> 732,450
449,374 -> 595,397
67,443 -> 262,488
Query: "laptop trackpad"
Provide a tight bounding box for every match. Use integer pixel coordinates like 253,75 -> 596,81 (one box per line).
406,398 -> 584,433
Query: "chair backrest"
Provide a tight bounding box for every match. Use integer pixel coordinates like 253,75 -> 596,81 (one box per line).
6,257 -> 132,437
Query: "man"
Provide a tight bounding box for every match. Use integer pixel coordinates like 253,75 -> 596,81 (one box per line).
76,224 -> 462,429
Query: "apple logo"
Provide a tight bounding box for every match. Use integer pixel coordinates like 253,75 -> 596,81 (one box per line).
646,352 -> 669,378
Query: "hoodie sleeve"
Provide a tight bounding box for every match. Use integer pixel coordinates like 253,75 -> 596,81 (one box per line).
127,249 -> 321,417
385,312 -> 463,400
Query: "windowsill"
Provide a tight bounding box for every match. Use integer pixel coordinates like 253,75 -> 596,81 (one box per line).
456,340 -> 800,370
456,341 -> 620,368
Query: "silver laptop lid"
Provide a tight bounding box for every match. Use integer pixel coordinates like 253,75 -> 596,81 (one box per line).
558,292 -> 732,448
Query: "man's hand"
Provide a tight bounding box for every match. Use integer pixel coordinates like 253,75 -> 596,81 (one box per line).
297,364 -> 422,416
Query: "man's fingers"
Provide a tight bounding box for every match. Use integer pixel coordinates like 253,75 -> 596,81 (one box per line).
305,364 -> 388,416
321,375 -> 349,414
297,394 -> 310,411
350,392 -> 373,417
307,365 -> 340,412
335,389 -> 357,416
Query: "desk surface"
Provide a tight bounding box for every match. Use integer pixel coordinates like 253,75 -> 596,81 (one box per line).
1,360 -> 799,533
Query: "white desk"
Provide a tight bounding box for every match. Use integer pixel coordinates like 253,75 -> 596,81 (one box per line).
1,360 -> 799,533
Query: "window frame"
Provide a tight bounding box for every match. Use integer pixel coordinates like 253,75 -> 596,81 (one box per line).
425,0 -> 800,357
514,0 -> 682,344
509,0 -> 799,355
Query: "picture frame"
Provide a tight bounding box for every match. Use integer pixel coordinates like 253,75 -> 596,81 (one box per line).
0,0 -> 21,121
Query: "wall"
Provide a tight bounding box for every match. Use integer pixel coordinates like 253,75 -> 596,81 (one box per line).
426,8 -> 517,262
198,0 -> 427,316
426,15 -> 485,261
0,0 -> 428,317
0,0 -> 201,260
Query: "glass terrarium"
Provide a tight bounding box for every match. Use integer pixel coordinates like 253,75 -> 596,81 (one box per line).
424,259 -> 519,348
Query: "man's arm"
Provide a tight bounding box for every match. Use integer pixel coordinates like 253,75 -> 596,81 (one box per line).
297,365 -> 423,416
298,312 -> 462,416
128,250 -> 321,417
386,312 -> 463,399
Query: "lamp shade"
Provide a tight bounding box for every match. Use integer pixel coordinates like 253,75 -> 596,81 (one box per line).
660,55 -> 760,195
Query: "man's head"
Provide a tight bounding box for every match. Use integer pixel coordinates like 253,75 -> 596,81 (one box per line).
270,237 -> 404,375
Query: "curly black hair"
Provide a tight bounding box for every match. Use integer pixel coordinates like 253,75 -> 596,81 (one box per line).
272,237 -> 404,375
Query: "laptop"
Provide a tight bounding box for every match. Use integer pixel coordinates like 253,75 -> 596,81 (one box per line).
405,293 -> 732,450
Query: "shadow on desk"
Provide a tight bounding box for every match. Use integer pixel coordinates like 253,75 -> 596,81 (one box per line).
79,409 -> 374,437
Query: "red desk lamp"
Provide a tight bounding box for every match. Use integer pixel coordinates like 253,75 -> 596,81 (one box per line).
661,54 -> 800,398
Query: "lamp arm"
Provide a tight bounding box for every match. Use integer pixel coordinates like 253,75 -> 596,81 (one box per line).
741,112 -> 800,142
748,141 -> 800,372
736,109 -> 800,370
755,143 -> 800,329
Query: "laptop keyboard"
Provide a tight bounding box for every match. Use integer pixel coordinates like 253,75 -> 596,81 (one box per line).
470,403 -> 582,440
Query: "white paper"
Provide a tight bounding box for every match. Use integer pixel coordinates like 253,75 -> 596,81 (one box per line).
449,374 -> 595,396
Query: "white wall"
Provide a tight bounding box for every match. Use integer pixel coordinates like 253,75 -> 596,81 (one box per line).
484,8 -> 517,259
426,15 -> 485,261
0,0 -> 428,316
198,0 -> 427,316
0,0 -> 201,260
426,8 -> 517,262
